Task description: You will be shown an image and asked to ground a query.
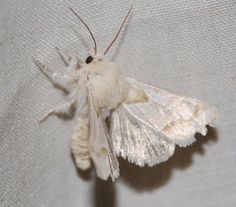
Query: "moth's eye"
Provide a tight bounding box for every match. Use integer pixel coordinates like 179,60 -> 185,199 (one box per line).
86,56 -> 93,64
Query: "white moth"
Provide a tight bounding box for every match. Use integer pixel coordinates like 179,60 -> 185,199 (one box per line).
34,5 -> 218,181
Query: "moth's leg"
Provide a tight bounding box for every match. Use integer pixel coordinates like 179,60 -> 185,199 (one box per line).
55,47 -> 82,69
125,87 -> 149,104
55,47 -> 71,66
39,100 -> 75,123
33,58 -> 74,91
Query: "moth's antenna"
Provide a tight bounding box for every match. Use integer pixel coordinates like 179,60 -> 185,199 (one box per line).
69,7 -> 97,54
104,4 -> 133,55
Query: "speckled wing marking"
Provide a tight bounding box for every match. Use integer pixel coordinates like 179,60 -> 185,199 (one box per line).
110,78 -> 218,167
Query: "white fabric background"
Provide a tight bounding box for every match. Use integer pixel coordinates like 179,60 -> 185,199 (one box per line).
0,0 -> 236,207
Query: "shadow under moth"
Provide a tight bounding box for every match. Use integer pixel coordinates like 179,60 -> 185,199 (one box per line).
34,5 -> 218,181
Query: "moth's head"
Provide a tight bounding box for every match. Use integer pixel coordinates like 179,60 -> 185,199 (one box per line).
69,5 -> 133,62
84,48 -> 105,65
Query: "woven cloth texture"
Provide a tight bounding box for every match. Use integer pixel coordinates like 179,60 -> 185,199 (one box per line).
0,0 -> 235,207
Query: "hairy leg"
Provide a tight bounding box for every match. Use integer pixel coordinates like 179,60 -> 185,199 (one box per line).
39,100 -> 76,123
55,47 -> 82,69
55,47 -> 71,66
33,58 -> 79,92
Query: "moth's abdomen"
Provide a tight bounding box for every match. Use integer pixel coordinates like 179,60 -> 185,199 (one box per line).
71,114 -> 91,170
